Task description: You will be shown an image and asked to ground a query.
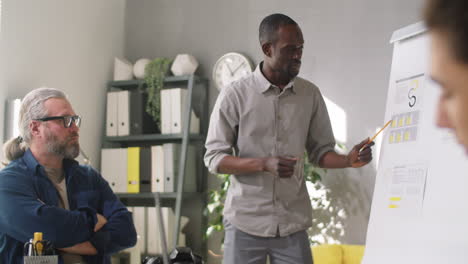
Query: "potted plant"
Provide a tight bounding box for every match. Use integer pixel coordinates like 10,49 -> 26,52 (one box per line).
143,58 -> 172,126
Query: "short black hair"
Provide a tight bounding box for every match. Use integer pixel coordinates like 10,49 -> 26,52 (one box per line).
259,13 -> 298,45
424,0 -> 468,63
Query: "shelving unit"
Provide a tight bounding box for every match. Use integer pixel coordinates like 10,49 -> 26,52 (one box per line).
103,74 -> 209,257
115,192 -> 204,207
105,133 -> 205,145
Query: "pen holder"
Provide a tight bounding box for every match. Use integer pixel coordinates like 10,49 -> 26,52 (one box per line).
24,255 -> 58,264
23,239 -> 56,257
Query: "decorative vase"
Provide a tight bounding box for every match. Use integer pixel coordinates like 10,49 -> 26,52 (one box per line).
171,54 -> 199,76
133,58 -> 151,79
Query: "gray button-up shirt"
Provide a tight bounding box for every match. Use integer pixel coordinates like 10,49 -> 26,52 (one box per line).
204,63 -> 336,237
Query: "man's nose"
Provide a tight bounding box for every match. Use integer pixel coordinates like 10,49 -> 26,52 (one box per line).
293,49 -> 302,59
69,121 -> 80,131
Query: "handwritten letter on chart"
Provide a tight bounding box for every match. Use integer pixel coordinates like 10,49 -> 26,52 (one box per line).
388,74 -> 425,144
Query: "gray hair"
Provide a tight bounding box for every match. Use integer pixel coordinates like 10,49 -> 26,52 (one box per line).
3,88 -> 67,162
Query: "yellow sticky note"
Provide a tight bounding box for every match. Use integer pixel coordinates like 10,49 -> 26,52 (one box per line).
392,120 -> 397,128
404,131 -> 410,141
398,118 -> 404,127
389,204 -> 399,209
389,197 -> 401,201
389,134 -> 394,143
406,116 -> 412,125
396,133 -> 402,142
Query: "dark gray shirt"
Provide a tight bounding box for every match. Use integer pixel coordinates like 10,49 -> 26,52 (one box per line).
204,63 -> 336,237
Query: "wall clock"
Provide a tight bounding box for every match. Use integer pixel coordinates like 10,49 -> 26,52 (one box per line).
212,52 -> 253,91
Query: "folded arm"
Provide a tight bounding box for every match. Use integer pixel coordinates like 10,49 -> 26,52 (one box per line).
58,213 -> 108,255
0,170 -> 96,247
86,168 -> 137,255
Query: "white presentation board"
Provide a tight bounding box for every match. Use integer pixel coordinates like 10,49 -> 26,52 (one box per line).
363,22 -> 468,264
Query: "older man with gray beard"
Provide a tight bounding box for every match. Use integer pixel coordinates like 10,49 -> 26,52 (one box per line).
0,88 -> 136,264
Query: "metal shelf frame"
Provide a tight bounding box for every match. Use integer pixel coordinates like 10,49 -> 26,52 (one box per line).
104,74 -> 209,252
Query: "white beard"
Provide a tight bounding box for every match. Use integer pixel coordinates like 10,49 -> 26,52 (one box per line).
44,129 -> 80,159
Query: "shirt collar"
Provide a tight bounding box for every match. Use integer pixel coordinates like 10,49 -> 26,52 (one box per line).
22,148 -> 79,175
253,62 -> 297,94
23,148 -> 41,174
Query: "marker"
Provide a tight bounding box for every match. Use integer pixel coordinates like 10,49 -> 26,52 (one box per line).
33,232 -> 43,256
26,239 -> 34,256
360,120 -> 393,151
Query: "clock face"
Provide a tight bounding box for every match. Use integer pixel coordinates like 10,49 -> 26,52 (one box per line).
212,52 -> 253,91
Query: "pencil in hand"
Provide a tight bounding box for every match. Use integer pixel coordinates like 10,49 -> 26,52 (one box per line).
360,120 -> 393,151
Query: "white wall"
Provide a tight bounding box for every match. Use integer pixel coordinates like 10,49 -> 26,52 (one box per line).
124,0 -> 424,262
0,0 -> 126,166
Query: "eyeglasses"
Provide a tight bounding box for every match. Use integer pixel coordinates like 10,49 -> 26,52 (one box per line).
34,115 -> 81,128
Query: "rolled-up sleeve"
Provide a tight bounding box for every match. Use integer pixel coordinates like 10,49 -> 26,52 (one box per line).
204,88 -> 239,174
305,88 -> 336,165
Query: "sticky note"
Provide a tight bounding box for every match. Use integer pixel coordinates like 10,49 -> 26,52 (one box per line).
389,204 -> 399,209
404,131 -> 410,141
389,197 -> 401,201
398,118 -> 404,127
406,116 -> 412,125
389,134 -> 394,143
392,120 -> 397,128
396,133 -> 402,143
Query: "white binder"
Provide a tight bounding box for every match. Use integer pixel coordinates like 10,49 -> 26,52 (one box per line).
160,89 -> 173,134
117,90 -> 130,136
146,202 -> 188,256
105,92 -> 118,136
100,148 -> 127,193
151,145 -> 165,192
170,88 -> 200,134
163,143 -> 177,193
162,143 -> 197,193
146,206 -> 159,254
147,207 -> 175,254
132,207 -> 146,254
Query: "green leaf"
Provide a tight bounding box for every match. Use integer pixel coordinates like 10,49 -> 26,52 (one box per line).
144,58 -> 172,124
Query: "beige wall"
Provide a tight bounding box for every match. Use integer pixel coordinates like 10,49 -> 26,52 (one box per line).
0,0 -> 126,166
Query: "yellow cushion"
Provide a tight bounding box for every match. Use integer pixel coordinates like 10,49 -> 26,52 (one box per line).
341,244 -> 365,264
312,244 -> 343,264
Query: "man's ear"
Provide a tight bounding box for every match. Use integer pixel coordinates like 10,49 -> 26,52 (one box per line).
262,42 -> 272,57
30,121 -> 41,137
